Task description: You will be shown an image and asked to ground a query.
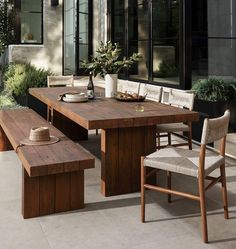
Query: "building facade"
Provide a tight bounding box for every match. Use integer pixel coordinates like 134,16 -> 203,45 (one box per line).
8,0 -> 236,89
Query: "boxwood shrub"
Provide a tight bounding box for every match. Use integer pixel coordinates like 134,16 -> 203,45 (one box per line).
192,77 -> 236,101
3,63 -> 51,97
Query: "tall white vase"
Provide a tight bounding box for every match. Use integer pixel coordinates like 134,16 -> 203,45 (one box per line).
105,74 -> 118,97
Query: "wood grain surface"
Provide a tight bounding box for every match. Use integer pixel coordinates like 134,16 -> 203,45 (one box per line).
0,109 -> 95,218
29,87 -> 199,196
29,87 -> 199,130
0,109 -> 94,177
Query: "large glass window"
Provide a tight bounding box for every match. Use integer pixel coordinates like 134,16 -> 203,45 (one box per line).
111,0 -> 125,49
19,0 -> 43,44
63,0 -> 92,75
110,0 -> 181,87
192,0 -> 236,83
152,0 -> 180,85
128,0 -> 149,80
64,0 -> 76,75
78,0 -> 91,68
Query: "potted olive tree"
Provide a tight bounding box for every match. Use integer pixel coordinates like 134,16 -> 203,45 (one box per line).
81,41 -> 142,97
191,77 -> 236,141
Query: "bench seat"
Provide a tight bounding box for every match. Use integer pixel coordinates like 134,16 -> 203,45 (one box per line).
0,109 -> 94,218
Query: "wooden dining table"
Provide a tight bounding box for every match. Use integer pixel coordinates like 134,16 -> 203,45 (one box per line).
29,87 -> 199,197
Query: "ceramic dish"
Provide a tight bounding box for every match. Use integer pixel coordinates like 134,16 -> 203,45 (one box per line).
62,96 -> 88,103
65,92 -> 86,99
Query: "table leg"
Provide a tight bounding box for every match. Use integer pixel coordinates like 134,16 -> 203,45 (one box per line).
53,110 -> 88,141
101,125 -> 156,196
0,126 -> 13,151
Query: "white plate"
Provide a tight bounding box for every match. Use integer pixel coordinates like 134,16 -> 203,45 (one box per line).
62,97 -> 88,103
65,93 -> 86,99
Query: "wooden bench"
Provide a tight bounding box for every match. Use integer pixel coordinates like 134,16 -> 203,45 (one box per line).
0,109 -> 94,218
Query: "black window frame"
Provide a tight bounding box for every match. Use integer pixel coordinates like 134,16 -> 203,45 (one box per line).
108,0 -> 192,90
62,0 -> 93,76
77,0 -> 93,75
15,0 -> 43,45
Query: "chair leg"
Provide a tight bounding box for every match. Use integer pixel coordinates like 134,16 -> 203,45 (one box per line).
157,133 -> 161,149
220,164 -> 229,219
167,171 -> 172,203
198,176 -> 208,243
168,133 -> 171,146
47,106 -> 50,122
51,108 -> 54,125
188,123 -> 193,150
141,158 -> 146,223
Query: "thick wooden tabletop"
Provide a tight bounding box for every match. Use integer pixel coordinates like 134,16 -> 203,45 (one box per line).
0,109 -> 94,177
29,87 -> 199,130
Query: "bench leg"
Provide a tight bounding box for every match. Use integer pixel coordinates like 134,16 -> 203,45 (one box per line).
22,168 -> 84,218
0,126 -> 13,151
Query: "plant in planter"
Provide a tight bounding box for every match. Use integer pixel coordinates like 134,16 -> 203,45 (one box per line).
0,91 -> 22,109
3,62 -> 52,118
81,41 -> 142,97
192,77 -> 236,101
191,77 -> 236,141
4,62 -> 51,102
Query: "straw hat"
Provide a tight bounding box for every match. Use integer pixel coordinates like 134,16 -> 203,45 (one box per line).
20,127 -> 60,146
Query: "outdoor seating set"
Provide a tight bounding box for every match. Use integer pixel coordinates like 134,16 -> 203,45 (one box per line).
121,81 -> 194,149
122,82 -> 230,243
0,76 -> 230,243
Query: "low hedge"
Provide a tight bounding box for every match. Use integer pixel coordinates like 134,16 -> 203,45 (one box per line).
3,63 -> 52,97
192,77 -> 236,101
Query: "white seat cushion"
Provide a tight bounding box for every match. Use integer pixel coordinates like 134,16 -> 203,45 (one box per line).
144,147 -> 224,177
156,123 -> 189,133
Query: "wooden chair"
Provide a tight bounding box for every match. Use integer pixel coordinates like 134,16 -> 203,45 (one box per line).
143,84 -> 162,102
120,81 -> 140,93
141,110 -> 230,243
47,75 -> 74,123
156,90 -> 195,150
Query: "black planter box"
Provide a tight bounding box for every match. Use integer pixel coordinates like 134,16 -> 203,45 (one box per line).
192,99 -> 236,142
14,93 -> 47,119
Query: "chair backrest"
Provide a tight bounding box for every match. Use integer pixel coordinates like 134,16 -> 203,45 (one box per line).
201,110 -> 230,145
168,90 -> 195,111
143,84 -> 162,102
47,75 -> 74,87
120,81 -> 140,93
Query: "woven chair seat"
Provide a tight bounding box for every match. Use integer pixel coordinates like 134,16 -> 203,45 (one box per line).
156,123 -> 189,133
144,147 -> 224,178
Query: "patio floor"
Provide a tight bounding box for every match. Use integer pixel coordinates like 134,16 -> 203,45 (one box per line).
0,132 -> 236,249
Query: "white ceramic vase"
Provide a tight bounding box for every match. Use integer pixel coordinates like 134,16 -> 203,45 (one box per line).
105,74 -> 118,97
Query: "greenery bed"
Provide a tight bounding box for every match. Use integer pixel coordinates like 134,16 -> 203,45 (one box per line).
0,92 -> 23,109
4,63 -> 51,97
0,62 -> 52,109
192,77 -> 236,101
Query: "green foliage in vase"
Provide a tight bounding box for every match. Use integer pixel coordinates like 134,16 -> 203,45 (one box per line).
81,41 -> 142,77
192,77 -> 236,101
3,63 -> 52,97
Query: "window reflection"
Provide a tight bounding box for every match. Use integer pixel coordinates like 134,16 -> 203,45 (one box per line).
192,0 -> 236,83
128,0 -> 149,80
152,0 -> 180,85
20,0 -> 42,43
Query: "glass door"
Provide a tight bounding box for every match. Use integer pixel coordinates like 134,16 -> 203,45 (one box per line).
64,0 -> 76,75
78,0 -> 91,74
64,0 -> 92,75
